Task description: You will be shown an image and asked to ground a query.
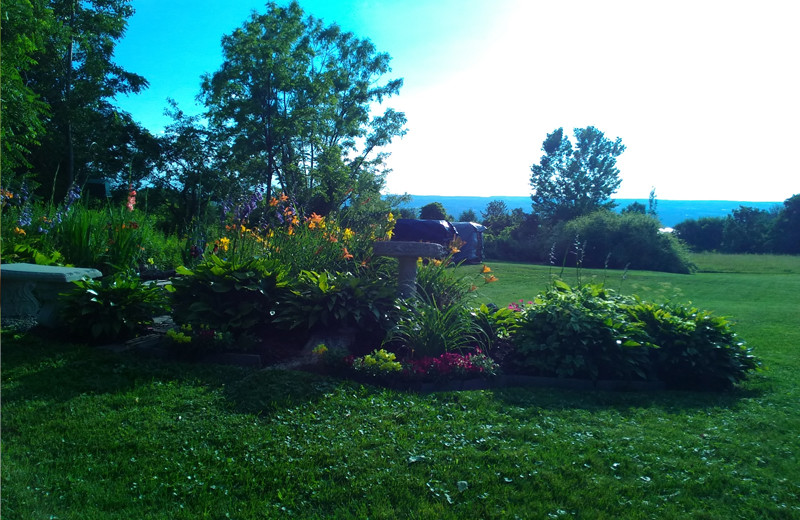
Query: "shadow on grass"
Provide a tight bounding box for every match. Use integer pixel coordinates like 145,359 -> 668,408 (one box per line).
1,331 -> 346,420
488,379 -> 767,414
3,331 -> 767,421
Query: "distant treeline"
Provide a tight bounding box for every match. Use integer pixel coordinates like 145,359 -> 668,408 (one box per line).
396,195 -> 781,229
398,194 -> 800,273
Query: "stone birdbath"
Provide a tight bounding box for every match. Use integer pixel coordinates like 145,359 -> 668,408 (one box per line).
372,241 -> 446,298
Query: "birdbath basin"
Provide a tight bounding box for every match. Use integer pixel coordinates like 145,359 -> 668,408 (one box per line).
372,241 -> 446,298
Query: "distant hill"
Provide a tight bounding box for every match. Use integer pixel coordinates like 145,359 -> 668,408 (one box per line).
394,195 -> 782,228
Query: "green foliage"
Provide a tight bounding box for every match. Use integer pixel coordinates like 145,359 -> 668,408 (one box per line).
512,282 -> 652,381
674,216 -> 725,252
200,0 -> 405,210
351,348 -> 404,377
21,0 -> 155,199
721,205 -> 775,254
457,208 -> 478,222
164,323 -> 235,358
419,201 -> 451,220
168,255 -> 290,347
557,210 -> 695,274
59,271 -> 168,343
530,126 -> 625,222
772,194 -> 800,254
414,257 -> 476,310
480,199 -> 512,233
386,298 -> 485,358
0,0 -> 51,178
53,204 -> 103,267
510,281 -> 760,389
627,300 -> 760,389
274,270 -> 396,341
469,303 -> 521,353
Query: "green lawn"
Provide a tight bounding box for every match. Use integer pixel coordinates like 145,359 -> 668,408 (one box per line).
3,256 -> 799,519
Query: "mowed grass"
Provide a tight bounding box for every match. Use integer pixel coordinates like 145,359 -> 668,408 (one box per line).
3,255 -> 800,519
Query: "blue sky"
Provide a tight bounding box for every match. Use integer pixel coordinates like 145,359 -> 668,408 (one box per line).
113,0 -> 799,201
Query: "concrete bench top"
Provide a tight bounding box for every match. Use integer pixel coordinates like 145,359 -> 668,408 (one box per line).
372,241 -> 445,258
0,263 -> 102,282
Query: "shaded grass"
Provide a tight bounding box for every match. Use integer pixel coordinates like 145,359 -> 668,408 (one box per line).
3,255 -> 800,519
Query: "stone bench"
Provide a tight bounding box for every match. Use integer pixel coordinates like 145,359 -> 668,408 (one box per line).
372,241 -> 446,298
1,263 -> 103,327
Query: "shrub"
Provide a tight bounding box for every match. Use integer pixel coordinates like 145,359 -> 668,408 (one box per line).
511,282 -> 652,380
59,272 -> 169,343
274,269 -> 396,345
557,210 -> 694,274
469,303 -> 521,354
168,255 -> 290,348
627,301 -> 760,389
415,257 -> 474,310
351,348 -> 404,377
507,281 -> 760,389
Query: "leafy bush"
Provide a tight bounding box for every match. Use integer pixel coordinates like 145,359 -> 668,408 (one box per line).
168,255 -> 290,348
627,301 -> 760,389
508,281 -> 760,389
274,269 -> 396,344
469,303 -> 521,354
59,272 -> 169,343
673,217 -> 725,252
557,210 -> 694,274
511,282 -> 652,380
351,348 -> 404,377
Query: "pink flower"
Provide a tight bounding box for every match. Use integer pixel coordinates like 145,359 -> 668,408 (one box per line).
126,184 -> 137,212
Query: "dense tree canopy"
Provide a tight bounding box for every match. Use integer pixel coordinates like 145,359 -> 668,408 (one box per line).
199,1 -> 406,214
530,126 -> 625,222
8,0 -> 157,198
419,202 -> 450,220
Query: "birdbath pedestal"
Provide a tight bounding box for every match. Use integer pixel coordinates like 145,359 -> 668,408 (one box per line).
372,241 -> 446,298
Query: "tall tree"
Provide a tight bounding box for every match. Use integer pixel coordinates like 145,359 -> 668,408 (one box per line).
152,99 -> 226,233
0,0 -> 52,184
481,200 -> 512,233
199,1 -> 406,214
419,201 -> 450,220
530,126 -> 625,222
772,194 -> 800,254
20,0 -> 154,198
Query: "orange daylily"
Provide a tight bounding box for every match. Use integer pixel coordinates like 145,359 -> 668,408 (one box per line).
484,274 -> 499,283
343,247 -> 354,260
481,265 -> 492,274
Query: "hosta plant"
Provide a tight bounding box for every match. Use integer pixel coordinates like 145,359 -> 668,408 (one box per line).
59,272 -> 169,343
168,255 -> 290,349
627,300 -> 760,389
511,281 -> 652,381
273,269 -> 396,344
